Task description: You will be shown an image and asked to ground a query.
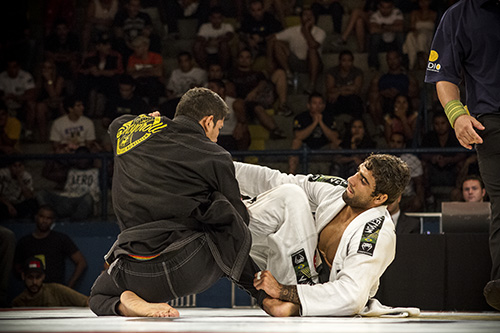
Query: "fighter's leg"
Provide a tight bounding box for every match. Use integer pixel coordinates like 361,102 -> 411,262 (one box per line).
246,184 -> 318,284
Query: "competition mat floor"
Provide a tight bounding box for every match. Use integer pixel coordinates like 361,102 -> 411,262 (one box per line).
1,307 -> 500,333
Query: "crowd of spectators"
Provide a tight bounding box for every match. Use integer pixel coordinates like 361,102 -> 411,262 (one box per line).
0,0 -> 477,226
0,0 -> 490,310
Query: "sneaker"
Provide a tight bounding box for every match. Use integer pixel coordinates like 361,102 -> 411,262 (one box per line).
484,279 -> 500,311
269,128 -> 287,140
276,104 -> 293,117
331,37 -> 346,48
286,71 -> 294,86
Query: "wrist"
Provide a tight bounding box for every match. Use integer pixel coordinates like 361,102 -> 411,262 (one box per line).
444,99 -> 469,128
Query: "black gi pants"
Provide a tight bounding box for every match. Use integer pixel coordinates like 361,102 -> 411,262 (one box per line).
89,235 -> 265,315
476,114 -> 500,280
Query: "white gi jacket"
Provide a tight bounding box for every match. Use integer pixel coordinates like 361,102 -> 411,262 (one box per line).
235,162 -> 420,317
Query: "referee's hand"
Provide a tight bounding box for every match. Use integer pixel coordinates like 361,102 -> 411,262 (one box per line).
454,114 -> 484,149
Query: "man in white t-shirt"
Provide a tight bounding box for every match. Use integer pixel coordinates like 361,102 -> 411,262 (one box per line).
37,146 -> 100,221
162,52 -> 208,117
49,96 -> 97,153
268,7 -> 326,94
193,6 -> 234,70
367,0 -> 404,70
0,58 -> 36,139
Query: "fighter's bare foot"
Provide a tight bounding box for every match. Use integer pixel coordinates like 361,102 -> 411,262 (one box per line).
118,291 -> 180,317
262,297 -> 299,317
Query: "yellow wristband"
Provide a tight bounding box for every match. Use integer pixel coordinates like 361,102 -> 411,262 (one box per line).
444,100 -> 470,128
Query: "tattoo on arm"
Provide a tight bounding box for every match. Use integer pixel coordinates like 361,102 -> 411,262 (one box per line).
279,285 -> 301,305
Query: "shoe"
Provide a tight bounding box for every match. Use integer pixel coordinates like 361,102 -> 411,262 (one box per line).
303,83 -> 315,95
286,71 -> 294,86
269,128 -> 287,140
484,279 -> 500,311
331,37 -> 346,48
276,104 -> 293,117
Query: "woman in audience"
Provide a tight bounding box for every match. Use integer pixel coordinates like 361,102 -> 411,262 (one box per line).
383,94 -> 418,145
402,0 -> 436,69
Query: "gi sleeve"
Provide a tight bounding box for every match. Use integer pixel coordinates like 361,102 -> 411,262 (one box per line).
234,162 -> 310,197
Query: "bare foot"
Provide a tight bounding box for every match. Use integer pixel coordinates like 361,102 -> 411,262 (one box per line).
262,297 -> 300,317
118,290 -> 180,317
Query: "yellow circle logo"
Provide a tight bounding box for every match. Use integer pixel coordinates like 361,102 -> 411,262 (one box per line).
429,50 -> 439,62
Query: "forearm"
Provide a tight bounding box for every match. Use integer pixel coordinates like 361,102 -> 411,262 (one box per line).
294,124 -> 317,141
436,81 -> 461,107
279,285 -> 301,305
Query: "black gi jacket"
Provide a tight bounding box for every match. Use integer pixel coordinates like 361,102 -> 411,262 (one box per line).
105,114 -> 251,280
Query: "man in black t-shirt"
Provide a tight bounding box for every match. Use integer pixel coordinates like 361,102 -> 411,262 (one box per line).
288,93 -> 340,174
14,205 -> 87,289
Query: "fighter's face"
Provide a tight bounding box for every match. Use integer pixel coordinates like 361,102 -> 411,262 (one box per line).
23,272 -> 45,295
462,180 -> 485,202
343,163 -> 381,210
206,118 -> 225,142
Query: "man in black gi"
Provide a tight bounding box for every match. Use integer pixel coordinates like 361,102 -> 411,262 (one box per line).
424,0 -> 500,311
89,87 -> 267,317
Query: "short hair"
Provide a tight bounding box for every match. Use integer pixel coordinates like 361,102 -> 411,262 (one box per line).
308,92 -> 324,103
177,51 -> 192,61
63,95 -> 82,112
363,154 -> 411,205
118,74 -> 136,86
432,110 -> 448,121
339,50 -> 354,61
208,78 -> 226,90
37,204 -> 56,217
249,0 -> 264,7
175,87 -> 229,123
462,174 -> 485,190
209,6 -> 224,16
131,36 -> 149,48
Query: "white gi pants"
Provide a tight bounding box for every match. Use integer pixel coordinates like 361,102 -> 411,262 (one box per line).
245,184 -> 319,285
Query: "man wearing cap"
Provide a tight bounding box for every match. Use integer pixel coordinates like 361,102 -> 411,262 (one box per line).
424,0 -> 500,311
12,257 -> 88,307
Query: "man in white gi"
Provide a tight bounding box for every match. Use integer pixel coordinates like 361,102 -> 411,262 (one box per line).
235,154 -> 419,317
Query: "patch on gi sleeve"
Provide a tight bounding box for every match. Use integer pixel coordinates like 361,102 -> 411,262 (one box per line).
308,175 -> 347,188
358,216 -> 385,256
291,249 -> 314,285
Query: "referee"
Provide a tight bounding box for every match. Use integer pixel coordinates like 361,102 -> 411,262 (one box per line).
425,0 -> 500,311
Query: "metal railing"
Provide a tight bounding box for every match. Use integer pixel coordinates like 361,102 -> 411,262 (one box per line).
4,147 -> 475,219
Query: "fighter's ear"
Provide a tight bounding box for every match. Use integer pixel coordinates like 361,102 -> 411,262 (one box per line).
374,193 -> 389,206
199,115 -> 215,134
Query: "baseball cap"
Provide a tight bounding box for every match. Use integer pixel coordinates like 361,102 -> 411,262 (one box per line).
23,257 -> 45,274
